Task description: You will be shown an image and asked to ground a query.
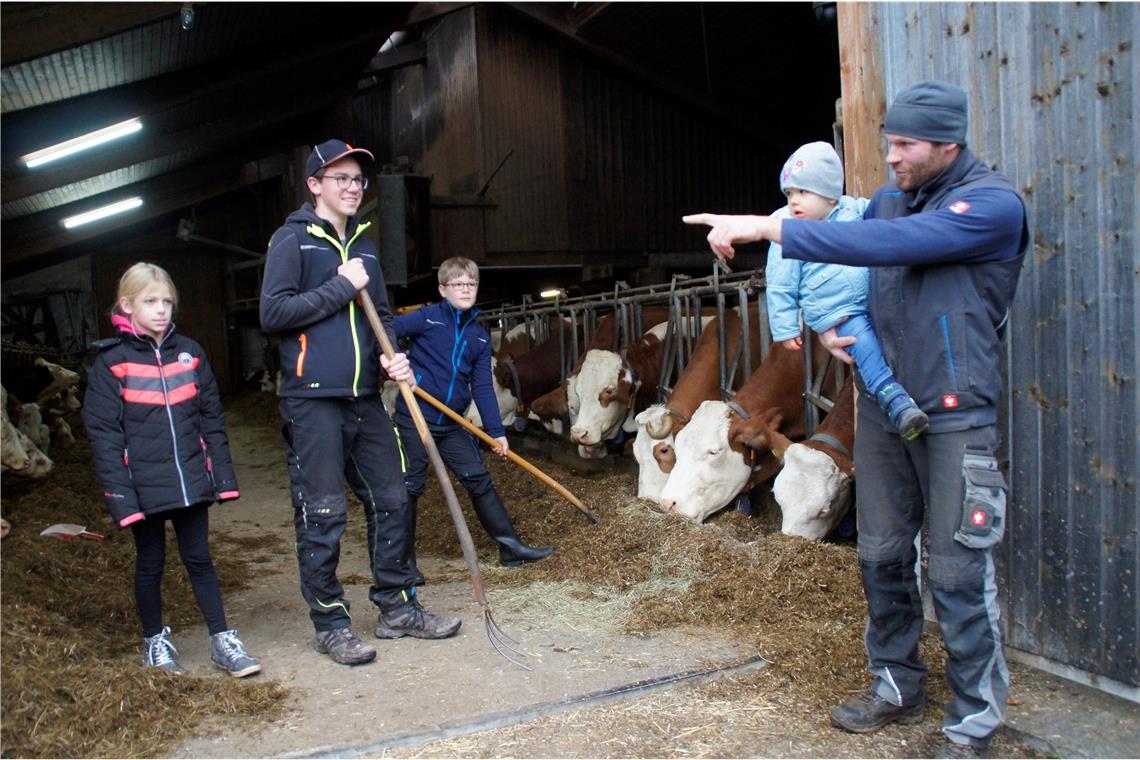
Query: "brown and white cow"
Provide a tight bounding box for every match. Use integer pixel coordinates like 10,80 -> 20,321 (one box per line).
632,304 -> 762,499
741,373 -> 856,539
658,336 -> 839,522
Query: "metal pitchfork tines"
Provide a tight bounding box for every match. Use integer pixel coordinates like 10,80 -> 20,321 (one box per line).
358,289 -> 529,670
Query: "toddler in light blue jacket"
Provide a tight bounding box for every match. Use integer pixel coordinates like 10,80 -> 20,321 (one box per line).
765,141 -> 927,440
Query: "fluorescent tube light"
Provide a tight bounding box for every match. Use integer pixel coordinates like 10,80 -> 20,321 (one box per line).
62,197 -> 144,229
540,288 -> 566,299
22,118 -> 143,168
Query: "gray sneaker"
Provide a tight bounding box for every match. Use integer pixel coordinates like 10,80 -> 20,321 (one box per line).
314,627 -> 376,665
142,626 -> 183,674
375,599 -> 461,640
210,629 -> 262,678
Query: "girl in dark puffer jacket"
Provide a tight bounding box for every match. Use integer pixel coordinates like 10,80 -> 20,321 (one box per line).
83,262 -> 261,677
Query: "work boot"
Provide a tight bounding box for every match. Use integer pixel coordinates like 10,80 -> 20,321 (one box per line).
471,488 -> 554,567
935,740 -> 983,759
876,383 -> 929,441
375,598 -> 461,639
210,629 -> 262,678
314,627 -> 376,665
142,626 -> 183,674
830,688 -> 924,733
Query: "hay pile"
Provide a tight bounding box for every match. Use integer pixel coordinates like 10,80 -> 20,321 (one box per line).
411,446 -> 950,711
1,436 -> 285,758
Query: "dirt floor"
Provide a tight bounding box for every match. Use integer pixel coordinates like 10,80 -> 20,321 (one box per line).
0,389 -> 1084,757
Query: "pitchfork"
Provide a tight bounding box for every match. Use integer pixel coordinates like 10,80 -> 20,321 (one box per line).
358,290 -> 528,669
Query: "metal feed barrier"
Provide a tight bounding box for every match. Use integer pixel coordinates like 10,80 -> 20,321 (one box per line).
479,264 -> 846,441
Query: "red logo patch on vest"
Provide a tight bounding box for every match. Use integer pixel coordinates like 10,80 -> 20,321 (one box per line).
971,509 -> 988,526
949,200 -> 971,214
943,394 -> 959,408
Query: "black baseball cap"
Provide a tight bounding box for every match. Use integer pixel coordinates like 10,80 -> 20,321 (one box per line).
306,139 -> 375,177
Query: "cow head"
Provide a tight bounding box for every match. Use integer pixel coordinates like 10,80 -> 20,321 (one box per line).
569,350 -> 637,452
657,400 -> 752,522
489,356 -> 521,426
733,408 -> 790,459
633,406 -> 675,499
772,442 -> 853,540
639,404 -> 678,440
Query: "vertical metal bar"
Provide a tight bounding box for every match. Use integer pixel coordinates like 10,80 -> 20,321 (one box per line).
738,285 -> 752,379
802,324 -> 818,437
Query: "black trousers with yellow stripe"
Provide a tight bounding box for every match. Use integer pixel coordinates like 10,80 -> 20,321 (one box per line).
279,395 -> 417,632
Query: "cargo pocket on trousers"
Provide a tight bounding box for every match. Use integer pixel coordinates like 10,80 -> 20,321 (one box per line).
954,448 -> 1007,550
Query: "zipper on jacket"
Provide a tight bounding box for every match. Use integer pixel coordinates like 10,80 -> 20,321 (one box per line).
296,333 -> 308,377
154,343 -> 191,506
306,221 -> 372,396
939,314 -> 960,388
439,306 -> 470,424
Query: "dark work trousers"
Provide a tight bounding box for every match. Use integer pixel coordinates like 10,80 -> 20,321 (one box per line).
131,502 -> 226,637
854,400 -> 1009,748
395,412 -> 496,501
279,396 -> 416,632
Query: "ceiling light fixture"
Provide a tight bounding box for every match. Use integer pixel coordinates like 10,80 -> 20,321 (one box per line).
61,197 -> 144,229
540,288 -> 567,300
21,118 -> 143,168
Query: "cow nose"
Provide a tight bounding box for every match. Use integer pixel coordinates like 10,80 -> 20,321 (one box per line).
570,427 -> 589,444
658,498 -> 676,513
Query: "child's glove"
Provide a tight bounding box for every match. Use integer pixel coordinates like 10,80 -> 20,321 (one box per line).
119,512 -> 145,528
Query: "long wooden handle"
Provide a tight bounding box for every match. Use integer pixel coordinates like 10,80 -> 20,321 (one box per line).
356,291 -> 488,608
412,386 -> 599,524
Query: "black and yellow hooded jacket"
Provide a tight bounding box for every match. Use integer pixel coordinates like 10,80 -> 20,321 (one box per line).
260,203 -> 398,398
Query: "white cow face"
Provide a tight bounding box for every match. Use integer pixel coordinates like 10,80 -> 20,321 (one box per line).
633,406 -> 672,499
773,443 -> 852,540
569,350 -> 632,448
658,400 -> 750,522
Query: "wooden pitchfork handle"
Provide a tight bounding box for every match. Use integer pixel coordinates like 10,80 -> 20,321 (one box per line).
411,386 -> 599,524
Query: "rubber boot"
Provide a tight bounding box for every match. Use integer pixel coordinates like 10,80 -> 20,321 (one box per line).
875,383 -> 929,441
471,488 -> 554,566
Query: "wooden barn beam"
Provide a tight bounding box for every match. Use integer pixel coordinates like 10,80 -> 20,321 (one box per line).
2,152 -> 291,268
4,90 -> 342,200
0,3 -> 180,67
503,2 -> 774,147
836,2 -> 887,197
567,3 -> 612,31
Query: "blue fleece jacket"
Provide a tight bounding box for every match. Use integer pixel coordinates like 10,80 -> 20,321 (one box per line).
765,195 -> 870,341
394,300 -> 504,438
779,147 -> 1028,432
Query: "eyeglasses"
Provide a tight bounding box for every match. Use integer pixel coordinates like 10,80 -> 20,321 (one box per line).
316,173 -> 368,190
445,281 -> 479,291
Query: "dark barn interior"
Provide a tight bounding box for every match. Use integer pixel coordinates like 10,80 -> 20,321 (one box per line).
2,2 -> 841,391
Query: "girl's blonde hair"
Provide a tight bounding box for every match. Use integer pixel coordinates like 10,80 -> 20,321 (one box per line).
437,256 -> 479,286
113,262 -> 179,315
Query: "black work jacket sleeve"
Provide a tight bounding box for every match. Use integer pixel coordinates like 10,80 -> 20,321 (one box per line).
195,352 -> 238,496
81,357 -> 141,523
260,227 -> 358,333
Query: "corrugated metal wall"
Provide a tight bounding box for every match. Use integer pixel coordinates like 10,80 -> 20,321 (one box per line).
850,2 -> 1138,686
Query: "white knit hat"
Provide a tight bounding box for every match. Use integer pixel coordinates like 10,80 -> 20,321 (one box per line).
779,141 -> 844,200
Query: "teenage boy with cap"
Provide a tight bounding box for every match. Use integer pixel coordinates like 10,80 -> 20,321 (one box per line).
261,139 -> 462,667
765,140 -> 927,439
684,81 -> 1029,758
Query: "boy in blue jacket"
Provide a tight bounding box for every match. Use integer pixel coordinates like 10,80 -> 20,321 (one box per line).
765,141 -> 928,440
394,257 -> 553,571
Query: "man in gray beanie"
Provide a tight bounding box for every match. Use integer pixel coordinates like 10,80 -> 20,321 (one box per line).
685,81 -> 1029,759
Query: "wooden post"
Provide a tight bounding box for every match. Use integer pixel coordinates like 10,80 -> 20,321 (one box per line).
837,2 -> 889,197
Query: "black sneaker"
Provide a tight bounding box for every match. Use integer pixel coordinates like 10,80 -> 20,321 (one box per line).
936,740 -> 983,759
830,688 -> 924,733
314,627 -> 376,666
375,599 -> 461,640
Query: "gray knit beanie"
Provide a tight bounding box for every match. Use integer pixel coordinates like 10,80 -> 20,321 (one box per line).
779,141 -> 844,200
884,80 -> 969,144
